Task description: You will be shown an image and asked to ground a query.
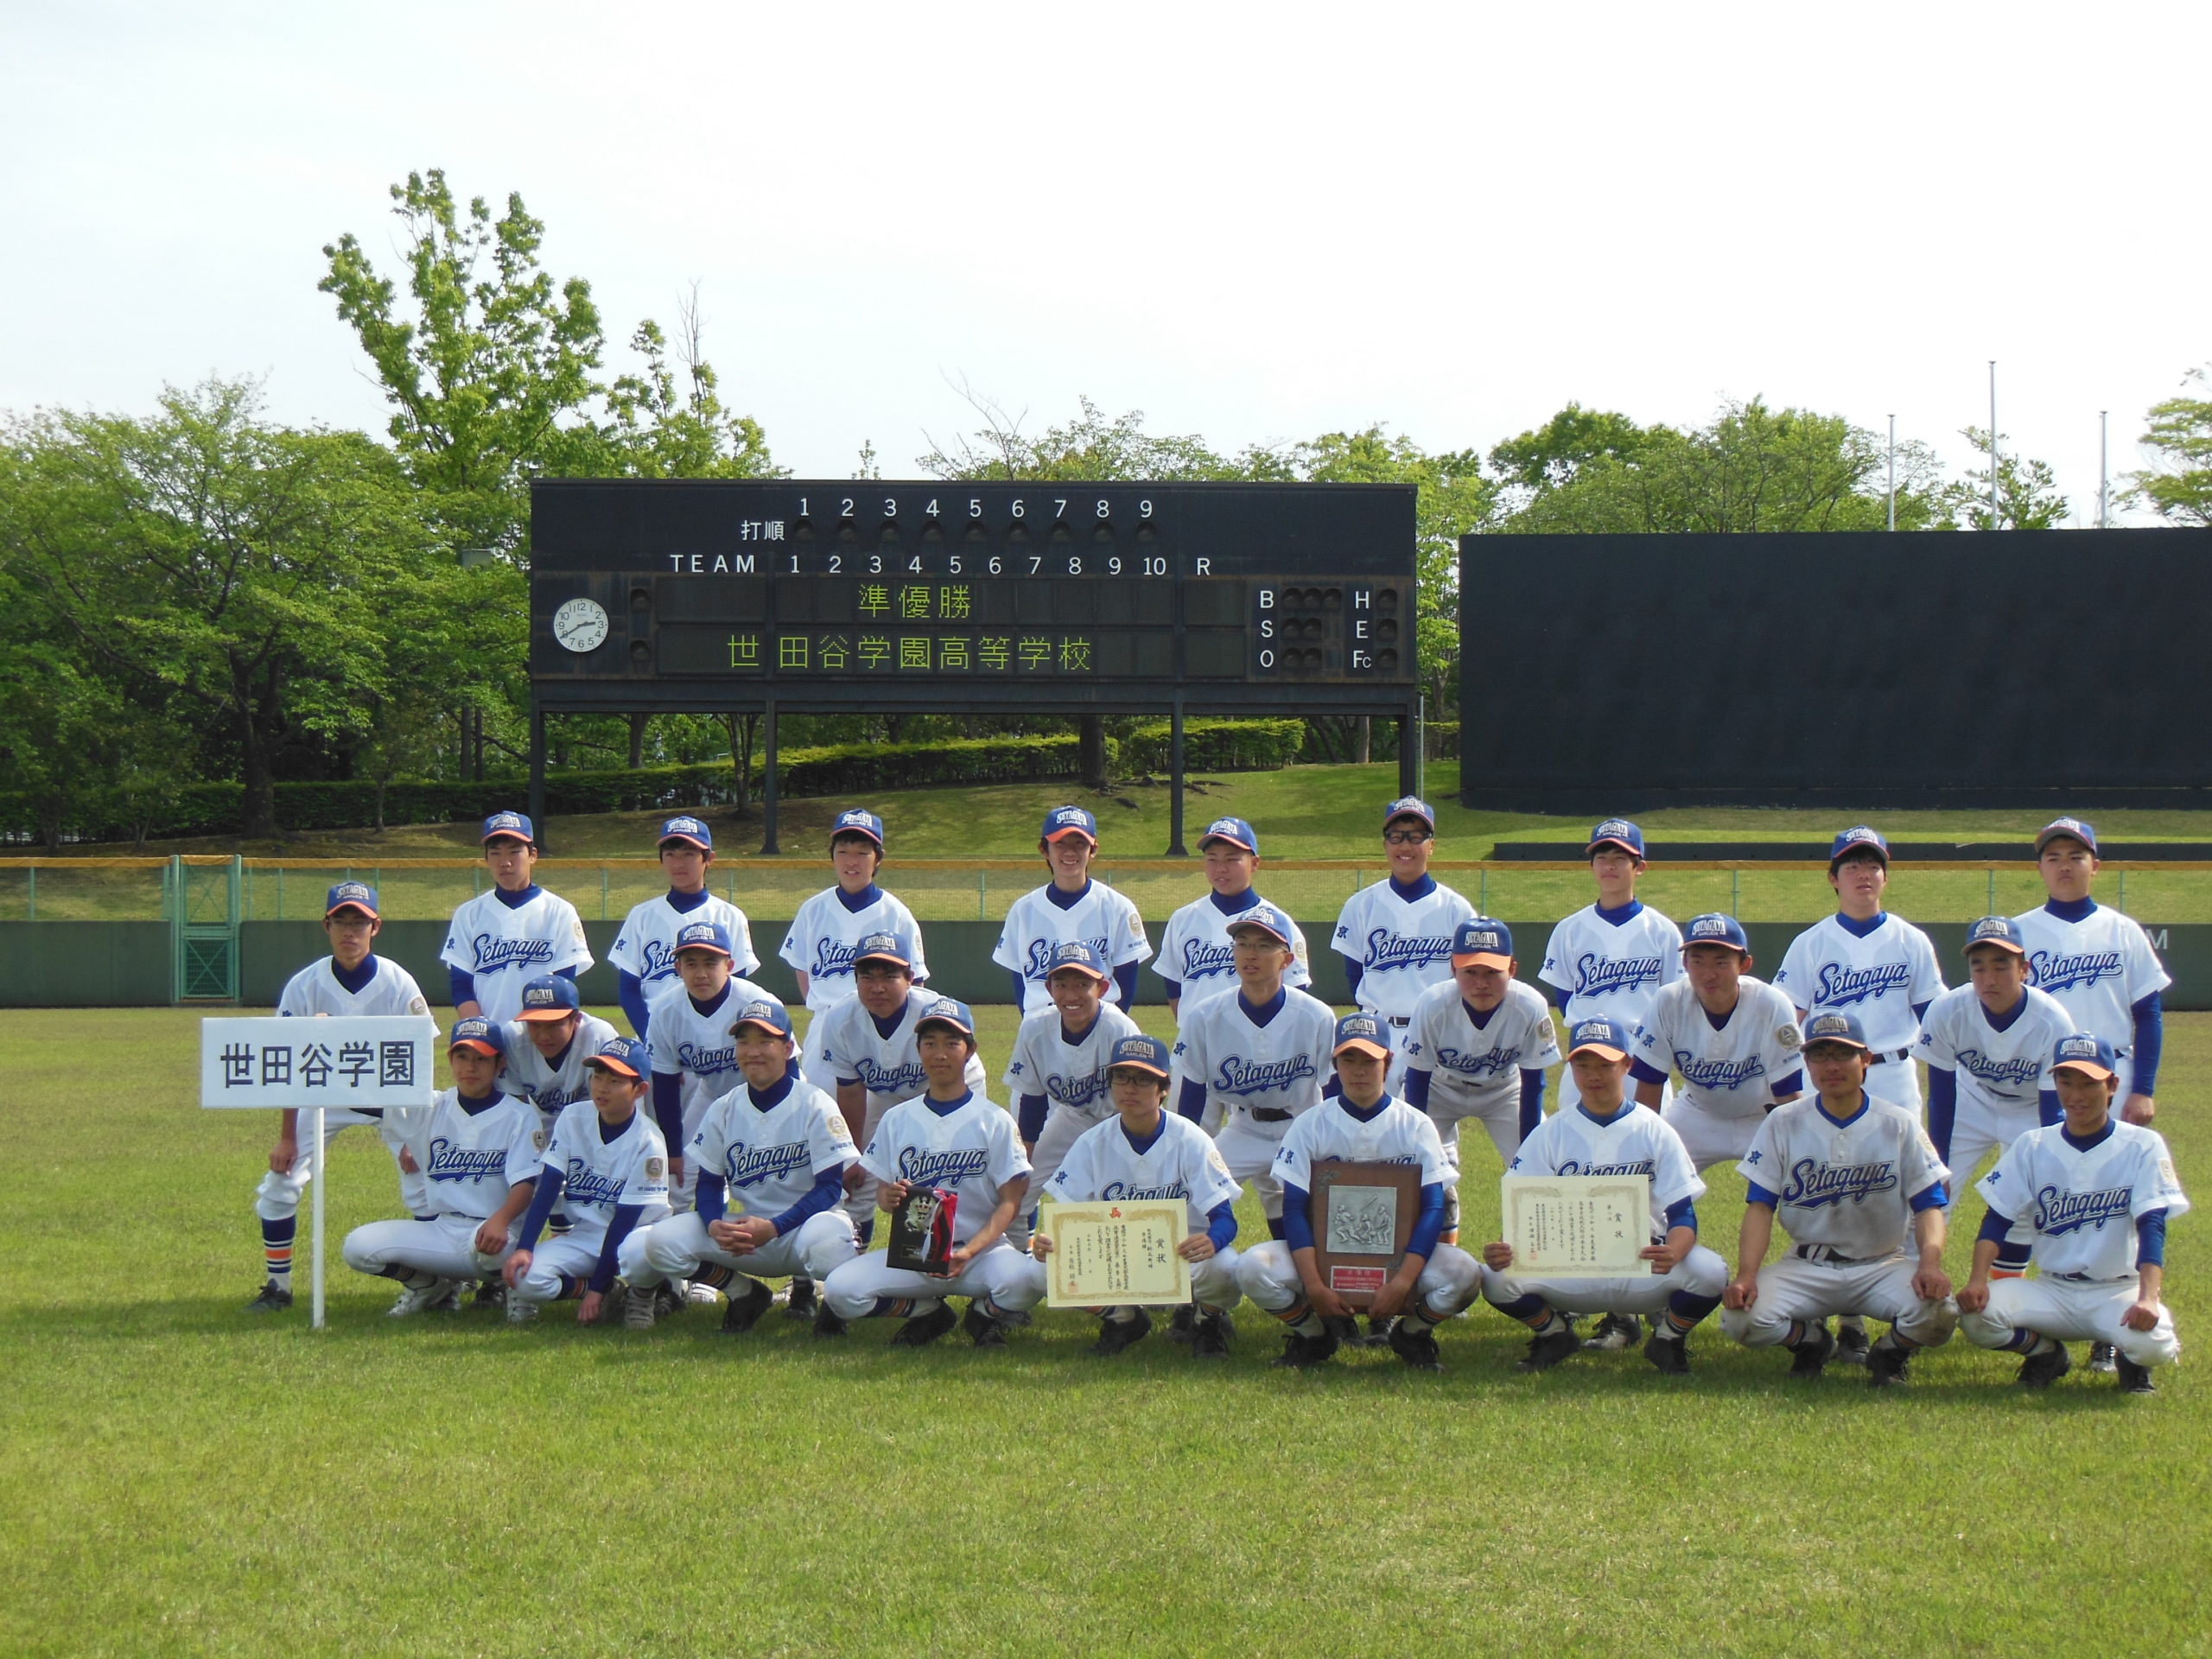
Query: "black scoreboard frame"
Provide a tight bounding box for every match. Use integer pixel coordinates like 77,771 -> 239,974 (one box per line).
529,478 -> 1421,852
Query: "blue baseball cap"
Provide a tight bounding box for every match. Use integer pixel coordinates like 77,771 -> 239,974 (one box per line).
1681,913 -> 1751,955
1333,1011 -> 1395,1059
728,995 -> 794,1039
672,920 -> 734,959
1829,825 -> 1890,867
1452,918 -> 1514,968
583,1035 -> 649,1079
1802,1012 -> 1871,1052
1044,941 -> 1110,982
2037,817 -> 2099,856
1109,1034 -> 1173,1080
1225,902 -> 1294,949
853,931 -> 913,971
1382,796 -> 1434,832
1198,817 -> 1259,855
514,975 -> 582,1021
1586,818 -> 1645,859
658,816 -> 713,851
1963,915 -> 2029,957
832,808 -> 886,849
1042,804 -> 1099,843
914,997 -> 976,1040
480,810 -> 536,845
448,1015 -> 505,1056
1567,1015 -> 1632,1060
323,880 -> 379,920
2050,1033 -> 2118,1081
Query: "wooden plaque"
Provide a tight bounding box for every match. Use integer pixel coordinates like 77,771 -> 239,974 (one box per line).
1310,1160 -> 1423,1307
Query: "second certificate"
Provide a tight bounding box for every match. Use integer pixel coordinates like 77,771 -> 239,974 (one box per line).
1042,1200 -> 1192,1308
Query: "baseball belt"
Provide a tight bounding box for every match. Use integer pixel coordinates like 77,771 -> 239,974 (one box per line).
1246,1107 -> 1293,1123
2050,1270 -> 2135,1284
1867,1049 -> 1914,1065
1386,1016 -> 1411,1029
1792,1243 -> 1881,1267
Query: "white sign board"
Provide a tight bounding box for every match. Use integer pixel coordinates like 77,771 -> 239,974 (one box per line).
200,1016 -> 439,1110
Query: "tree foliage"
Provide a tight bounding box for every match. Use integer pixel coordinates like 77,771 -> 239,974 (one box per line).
2131,365 -> 2212,526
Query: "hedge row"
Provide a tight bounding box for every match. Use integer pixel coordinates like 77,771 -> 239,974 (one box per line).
1121,718 -> 1306,773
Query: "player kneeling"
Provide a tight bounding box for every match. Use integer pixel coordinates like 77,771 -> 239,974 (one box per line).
620,998 -> 861,1336
342,1018 -> 542,1315
1956,1034 -> 2189,1395
1480,1016 -> 1728,1376
1237,1014 -> 1480,1371
496,1037 -> 672,1325
1719,1014 -> 1955,1386
1022,1035 -> 1243,1359
821,999 -> 1041,1347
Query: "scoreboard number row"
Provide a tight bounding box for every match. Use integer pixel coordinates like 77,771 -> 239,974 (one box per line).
798,496 -> 1155,521
794,552 -> 1178,577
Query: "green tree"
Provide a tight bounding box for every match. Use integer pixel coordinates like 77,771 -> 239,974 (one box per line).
1947,425 -> 2070,530
2130,365 -> 2212,525
600,288 -> 781,481
1486,403 -> 1649,492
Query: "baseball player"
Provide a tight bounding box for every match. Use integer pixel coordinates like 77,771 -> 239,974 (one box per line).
1912,916 -> 2070,1185
644,920 -> 773,1213
1957,1034 -> 2188,1395
1627,912 -> 1804,1171
1152,817 -> 1312,1014
246,880 -> 433,1313
442,811 -> 592,1026
499,974 -> 620,1126
1170,904 -> 1337,1238
342,1016 -> 542,1313
1004,942 -> 1143,1225
1020,1034 -> 1245,1358
1332,797 -> 1475,1084
1237,1013 -> 1481,1371
617,997 -> 861,1335
1401,918 -> 1560,1238
779,808 -> 930,1094
497,1035 -> 671,1325
1719,1012 -> 1957,1388
607,816 -> 758,1040
1480,1015 -> 1729,1376
820,999 -> 1042,1347
994,804 -> 1150,1014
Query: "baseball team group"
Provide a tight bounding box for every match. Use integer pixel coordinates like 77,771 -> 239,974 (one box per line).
242,799 -> 2187,1391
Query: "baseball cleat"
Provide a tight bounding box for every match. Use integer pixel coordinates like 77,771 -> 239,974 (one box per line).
1320,1313 -> 1363,1349
623,1282 -> 658,1331
783,1278 -> 818,1320
1362,1315 -> 1397,1348
2087,1341 -> 2119,1374
812,1301 -> 849,1339
1643,1333 -> 1691,1376
2114,1356 -> 2156,1395
889,1302 -> 960,1347
1388,1320 -> 1444,1372
684,1280 -> 721,1306
245,1281 -> 294,1313
472,1279 -> 504,1310
1190,1313 -> 1232,1361
1865,1339 -> 1913,1388
1089,1310 -> 1153,1357
1787,1321 -> 1836,1379
963,1303 -> 1011,1348
718,1277 -> 774,1334
505,1295 -> 538,1325
652,1281 -> 688,1318
1583,1312 -> 1642,1351
387,1276 -> 465,1318
1834,1319 -> 1871,1365
2015,1343 -> 2072,1389
1269,1328 -> 1340,1369
1516,1326 -> 1584,1373
1166,1303 -> 1198,1344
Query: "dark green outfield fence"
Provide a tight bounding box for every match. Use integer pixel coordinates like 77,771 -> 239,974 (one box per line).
1,919 -> 2203,1011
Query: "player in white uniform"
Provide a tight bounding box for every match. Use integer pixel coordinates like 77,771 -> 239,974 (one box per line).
343,1016 -> 542,1313
1003,942 -> 1143,1232
441,811 -> 592,1027
1401,919 -> 1560,1236
644,920 -> 773,1214
1170,904 -> 1337,1236
1957,1034 -> 2188,1395
499,974 -> 620,1127
1912,917 -> 2071,1186
607,815 -> 758,1040
1480,1015 -> 1729,1376
618,997 -> 861,1334
1719,1013 -> 1957,1387
994,804 -> 1150,1015
1020,1034 -> 1246,1358
1238,1013 -> 1482,1371
779,809 -> 931,1094
1332,797 -> 1475,1085
821,999 -> 1042,1347
1152,817 -> 1312,1014
247,881 -> 434,1313
497,1036 -> 671,1325
1628,912 -> 1803,1171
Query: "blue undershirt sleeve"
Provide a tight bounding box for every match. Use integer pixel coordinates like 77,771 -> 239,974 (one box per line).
652,1073 -> 684,1152
1113,963 -> 1140,1009
1770,1069 -> 1803,1101
617,971 -> 652,1039
1977,1206 -> 2014,1245
448,967 -> 476,1007
591,1204 -> 644,1293
1017,1093 -> 1050,1143
1926,1068 -> 1958,1164
2133,992 -> 2164,1093
1008,971 -> 1030,1008
769,1166 -> 846,1236
2137,1207 -> 2169,1268
1281,1181 -> 1316,1253
1340,957 -> 1363,1000
1745,1182 -> 1779,1210
1407,1181 -> 1446,1260
1402,1068 -> 1432,1109
1663,1196 -> 1697,1235
1908,1180 -> 1948,1213
1628,1056 -> 1669,1087
1205,1200 -> 1237,1252
1177,1077 -> 1208,1122
2037,1088 -> 2061,1128
695,1171 -> 728,1225
517,1166 -> 565,1251
1156,974 -> 1182,1002
1520,1068 -> 1545,1138
554,965 -> 577,982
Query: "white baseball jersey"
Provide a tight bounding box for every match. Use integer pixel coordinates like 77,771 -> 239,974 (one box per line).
499,1012 -> 620,1118
1048,1111 -> 1242,1231
994,880 -> 1150,1014
1170,988 -> 1337,1122
1332,878 -> 1477,1020
276,955 -> 429,1019
859,1092 -> 1032,1248
441,888 -> 593,1025
1976,1120 -> 2189,1279
1737,1097 -> 1948,1255
778,885 -> 931,1014
1630,976 -> 1803,1121
1003,1002 -> 1144,1116
2011,901 -> 2171,1049
608,893 -> 760,991
1154,893 -> 1311,1007
1773,913 -> 1946,1055
645,978 -> 775,1140
380,1089 -> 543,1221
815,993 -> 988,1111
539,1103 -> 672,1248
1403,979 -> 1560,1115
686,1076 -> 857,1217
1509,1103 -> 1704,1238
1272,1094 -> 1451,1192
1538,901 -> 1684,1031
1911,985 -> 2072,1118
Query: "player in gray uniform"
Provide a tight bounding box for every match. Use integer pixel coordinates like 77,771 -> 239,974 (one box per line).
1719,1013 -> 1957,1387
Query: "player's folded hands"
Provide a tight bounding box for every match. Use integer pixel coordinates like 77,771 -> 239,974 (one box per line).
1176,1235 -> 1214,1262
1911,1265 -> 1953,1302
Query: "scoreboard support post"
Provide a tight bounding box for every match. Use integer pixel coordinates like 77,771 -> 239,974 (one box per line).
760,699 -> 781,855
527,696 -> 546,849
1167,698 -> 1188,857
1398,696 -> 1419,799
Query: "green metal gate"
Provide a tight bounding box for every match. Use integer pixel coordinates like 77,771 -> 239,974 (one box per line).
168,855 -> 241,1002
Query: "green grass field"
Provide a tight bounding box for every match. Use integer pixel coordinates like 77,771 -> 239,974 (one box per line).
3,1003 -> 2206,1657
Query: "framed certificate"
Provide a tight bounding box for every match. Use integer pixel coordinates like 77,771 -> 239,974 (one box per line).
1310,1161 -> 1423,1306
887,1185 -> 957,1274
1041,1199 -> 1192,1308
1499,1174 -> 1650,1277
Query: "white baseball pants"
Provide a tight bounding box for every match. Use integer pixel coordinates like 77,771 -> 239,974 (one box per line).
1662,1096 -> 1764,1173
1719,1252 -> 1956,1348
344,1213 -> 512,1280
493,1235 -> 616,1305
822,1240 -> 1043,1319
619,1209 -> 857,1287
1213,1111 -> 1291,1220
1959,1274 -> 2181,1369
1485,1245 -> 1728,1319
255,1109 -> 427,1221
1236,1239 -> 1483,1320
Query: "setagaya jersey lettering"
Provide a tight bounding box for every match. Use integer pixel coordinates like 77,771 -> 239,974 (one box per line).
500,1012 -> 620,1119
817,991 -> 988,1108
1773,913 -> 1946,1053
539,1100 -> 672,1245
378,1089 -> 544,1222
440,888 -> 593,1026
778,887 -> 931,1014
1910,983 -> 2073,1116
1538,902 -> 1685,1032
608,893 -> 760,990
993,881 -> 1151,1017
1629,975 -> 1803,1121
646,978 -> 777,1143
1171,988 -> 1337,1122
685,1077 -> 857,1216
1332,880 -> 1478,1020
2009,902 -> 2172,1053
1403,977 -> 1560,1112
1002,1002 -> 1144,1119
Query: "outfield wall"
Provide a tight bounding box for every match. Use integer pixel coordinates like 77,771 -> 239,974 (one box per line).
3,919 -> 2205,1010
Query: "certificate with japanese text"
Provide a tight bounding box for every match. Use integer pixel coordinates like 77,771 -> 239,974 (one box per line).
1500,1175 -> 1650,1277
1041,1199 -> 1192,1307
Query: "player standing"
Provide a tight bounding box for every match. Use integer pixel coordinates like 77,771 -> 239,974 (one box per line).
442,812 -> 592,1026
779,809 -> 930,1094
1003,942 -> 1142,1232
1152,817 -> 1312,1014
644,921 -> 772,1214
246,880 -> 433,1313
606,816 -> 758,1040
1912,917 -> 2071,1184
1332,798 -> 1475,1083
994,805 -> 1150,1015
